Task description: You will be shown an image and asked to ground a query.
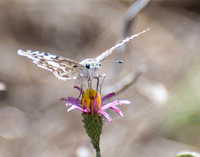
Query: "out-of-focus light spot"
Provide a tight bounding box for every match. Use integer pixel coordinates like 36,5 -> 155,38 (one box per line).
151,83 -> 168,103
0,81 -> 6,91
76,146 -> 91,157
138,81 -> 168,105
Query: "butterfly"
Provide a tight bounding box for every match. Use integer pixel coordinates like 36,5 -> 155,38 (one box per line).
17,28 -> 149,81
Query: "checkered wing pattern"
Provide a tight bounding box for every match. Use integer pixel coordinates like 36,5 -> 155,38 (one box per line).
17,49 -> 82,80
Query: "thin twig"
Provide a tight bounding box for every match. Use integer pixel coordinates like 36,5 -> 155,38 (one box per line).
103,65 -> 147,96
111,0 -> 151,84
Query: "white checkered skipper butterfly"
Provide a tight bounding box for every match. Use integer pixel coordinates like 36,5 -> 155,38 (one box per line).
18,29 -> 149,81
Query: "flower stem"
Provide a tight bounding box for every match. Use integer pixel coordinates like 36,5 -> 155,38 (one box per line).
82,113 -> 103,157
96,150 -> 101,157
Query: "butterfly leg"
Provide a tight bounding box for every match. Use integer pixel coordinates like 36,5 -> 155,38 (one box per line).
96,76 -> 100,92
87,77 -> 92,89
99,74 -> 106,94
95,74 -> 106,94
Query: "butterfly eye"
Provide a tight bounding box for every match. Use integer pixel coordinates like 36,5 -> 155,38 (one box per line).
86,64 -> 90,69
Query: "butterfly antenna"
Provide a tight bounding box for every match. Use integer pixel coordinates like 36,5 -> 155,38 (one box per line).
103,60 -> 123,64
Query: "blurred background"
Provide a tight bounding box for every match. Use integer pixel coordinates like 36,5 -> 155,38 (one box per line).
0,0 -> 200,156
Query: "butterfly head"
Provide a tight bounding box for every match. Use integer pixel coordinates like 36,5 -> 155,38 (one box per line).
80,59 -> 101,71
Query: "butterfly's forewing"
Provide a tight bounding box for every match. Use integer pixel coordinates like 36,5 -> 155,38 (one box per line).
95,28 -> 150,62
17,49 -> 82,80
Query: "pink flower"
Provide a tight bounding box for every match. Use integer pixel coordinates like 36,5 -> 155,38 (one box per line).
60,86 -> 131,122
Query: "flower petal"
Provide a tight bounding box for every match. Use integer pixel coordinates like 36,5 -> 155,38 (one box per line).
64,98 -> 83,112
65,103 -> 72,107
60,98 -> 69,102
68,97 -> 81,105
98,110 -> 113,122
102,93 -> 115,102
101,100 -> 131,110
60,96 -> 82,106
83,108 -> 91,113
67,105 -> 84,112
110,106 -> 123,117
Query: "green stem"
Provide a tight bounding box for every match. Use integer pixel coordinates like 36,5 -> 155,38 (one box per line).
96,150 -> 101,157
